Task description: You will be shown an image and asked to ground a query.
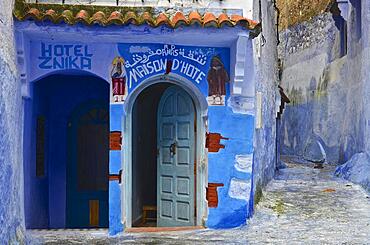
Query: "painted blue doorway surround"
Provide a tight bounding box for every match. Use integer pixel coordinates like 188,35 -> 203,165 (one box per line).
157,86 -> 196,227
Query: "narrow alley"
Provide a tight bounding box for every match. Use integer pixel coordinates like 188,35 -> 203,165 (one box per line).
27,156 -> 370,244
3,0 -> 370,243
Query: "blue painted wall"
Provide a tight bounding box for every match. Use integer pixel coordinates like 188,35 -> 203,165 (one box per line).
207,106 -> 254,228
109,104 -> 124,235
0,1 -> 25,242
115,43 -> 255,229
0,55 -> 25,243
24,74 -> 109,228
250,0 -> 279,219
24,81 -> 49,228
22,37 -> 256,234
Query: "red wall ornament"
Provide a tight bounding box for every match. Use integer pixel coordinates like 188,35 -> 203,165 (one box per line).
206,183 -> 224,208
110,131 -> 122,150
205,132 -> 229,153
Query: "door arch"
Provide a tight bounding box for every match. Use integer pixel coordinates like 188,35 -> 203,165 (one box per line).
124,75 -> 208,229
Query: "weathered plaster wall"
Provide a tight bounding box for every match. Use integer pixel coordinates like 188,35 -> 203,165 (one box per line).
251,0 -> 279,206
0,0 -> 25,242
25,0 -> 252,19
278,5 -> 364,164
362,1 -> 370,154
207,107 -> 254,228
334,0 -> 370,193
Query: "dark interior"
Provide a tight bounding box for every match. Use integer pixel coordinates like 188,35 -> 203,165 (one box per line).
132,82 -> 172,227
24,74 -> 109,229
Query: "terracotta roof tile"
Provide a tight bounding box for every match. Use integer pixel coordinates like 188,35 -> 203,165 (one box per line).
203,12 -> 218,27
44,9 -> 56,17
107,11 -> 123,25
142,12 -> 153,22
60,9 -> 74,24
188,11 -> 202,25
92,11 -> 105,24
42,9 -> 56,23
218,13 -> 233,27
172,11 -> 188,28
156,12 -> 170,27
123,11 -> 136,25
24,8 -> 39,19
76,9 -> 88,19
75,10 -> 89,25
13,2 -> 261,33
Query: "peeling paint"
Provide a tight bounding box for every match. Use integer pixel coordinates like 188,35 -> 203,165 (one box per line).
228,178 -> 251,201
227,96 -> 255,115
234,154 -> 253,173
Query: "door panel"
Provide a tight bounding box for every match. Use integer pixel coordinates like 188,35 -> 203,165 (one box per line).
67,102 -> 109,228
157,86 -> 195,227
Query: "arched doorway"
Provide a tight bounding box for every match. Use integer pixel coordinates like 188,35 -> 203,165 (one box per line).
23,73 -> 109,229
128,79 -> 206,229
157,86 -> 196,227
131,83 -> 171,227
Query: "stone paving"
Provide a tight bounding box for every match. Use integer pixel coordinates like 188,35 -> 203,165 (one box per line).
27,156 -> 370,244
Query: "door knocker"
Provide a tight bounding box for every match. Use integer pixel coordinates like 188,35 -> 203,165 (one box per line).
170,141 -> 177,156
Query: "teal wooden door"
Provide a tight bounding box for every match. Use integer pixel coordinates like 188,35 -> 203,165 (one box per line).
157,86 -> 195,227
67,101 -> 109,228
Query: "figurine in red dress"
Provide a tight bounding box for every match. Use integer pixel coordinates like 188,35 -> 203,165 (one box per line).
111,57 -> 127,103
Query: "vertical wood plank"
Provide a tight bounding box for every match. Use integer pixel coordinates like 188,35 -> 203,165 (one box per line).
89,200 -> 99,227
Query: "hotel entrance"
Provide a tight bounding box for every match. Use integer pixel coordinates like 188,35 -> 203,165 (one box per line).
24,73 -> 109,229
130,83 -> 197,228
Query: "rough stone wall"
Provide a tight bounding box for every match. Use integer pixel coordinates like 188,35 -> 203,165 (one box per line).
278,6 -> 365,164
0,0 -> 25,242
277,0 -> 332,30
251,0 -> 278,205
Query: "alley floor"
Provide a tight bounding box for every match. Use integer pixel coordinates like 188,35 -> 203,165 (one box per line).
27,156 -> 370,244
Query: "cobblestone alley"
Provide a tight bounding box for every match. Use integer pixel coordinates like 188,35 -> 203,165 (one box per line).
27,157 -> 370,244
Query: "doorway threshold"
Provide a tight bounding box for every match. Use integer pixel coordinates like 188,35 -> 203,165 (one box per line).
125,226 -> 204,233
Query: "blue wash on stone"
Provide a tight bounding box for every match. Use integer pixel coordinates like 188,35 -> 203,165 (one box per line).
207,106 -> 254,228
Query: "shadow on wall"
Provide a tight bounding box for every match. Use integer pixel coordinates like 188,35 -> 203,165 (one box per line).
279,76 -> 361,164
280,77 -> 321,155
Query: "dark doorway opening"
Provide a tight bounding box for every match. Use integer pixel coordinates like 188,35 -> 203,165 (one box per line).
132,83 -> 172,227
24,74 -> 109,229
66,100 -> 109,228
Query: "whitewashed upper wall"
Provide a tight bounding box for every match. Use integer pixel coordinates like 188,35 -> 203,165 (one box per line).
25,0 -> 253,19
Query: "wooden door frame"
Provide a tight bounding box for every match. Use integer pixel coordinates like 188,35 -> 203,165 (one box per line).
122,74 -> 208,229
